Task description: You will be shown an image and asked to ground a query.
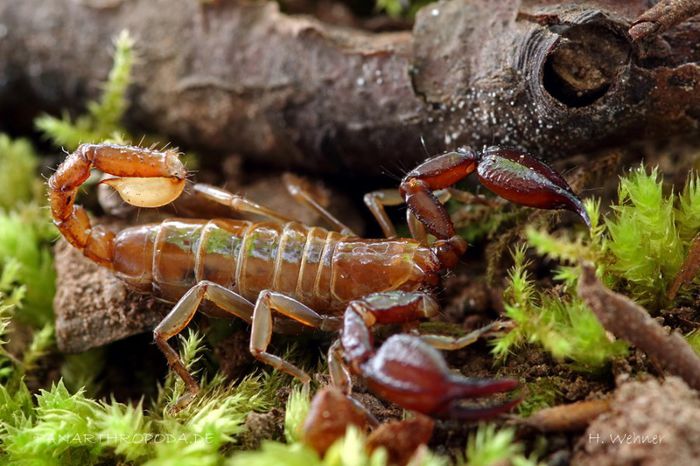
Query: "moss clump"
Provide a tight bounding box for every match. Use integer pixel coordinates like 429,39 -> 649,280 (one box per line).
35,30 -> 135,150
0,207 -> 56,328
517,378 -> 562,418
229,423 -> 448,466
495,165 -> 700,374
374,0 -> 433,19
528,166 -> 700,309
451,202 -> 519,245
0,327 -> 288,465
686,330 -> 700,356
676,173 -> 700,243
491,246 -> 628,370
606,167 -> 684,305
458,423 -> 540,466
284,386 -> 311,443
0,135 -> 43,210
61,348 -> 106,397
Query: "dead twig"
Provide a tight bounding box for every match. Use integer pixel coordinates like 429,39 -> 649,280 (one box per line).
668,233 -> 700,301
522,398 -> 611,432
578,263 -> 700,391
629,0 -> 700,41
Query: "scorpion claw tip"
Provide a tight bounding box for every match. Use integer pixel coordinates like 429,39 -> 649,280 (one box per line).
561,191 -> 591,229
449,376 -> 520,398
580,206 -> 592,229
441,395 -> 523,421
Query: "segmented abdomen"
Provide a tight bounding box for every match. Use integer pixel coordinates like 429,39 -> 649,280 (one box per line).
148,219 -> 341,310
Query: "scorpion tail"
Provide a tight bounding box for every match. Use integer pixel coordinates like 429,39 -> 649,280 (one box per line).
48,143 -> 186,267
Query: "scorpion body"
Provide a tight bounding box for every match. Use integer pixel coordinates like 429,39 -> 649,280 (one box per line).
113,218 -> 439,315
50,143 -> 588,418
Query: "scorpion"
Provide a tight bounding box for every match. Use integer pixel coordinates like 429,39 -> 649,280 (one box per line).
49,143 -> 588,418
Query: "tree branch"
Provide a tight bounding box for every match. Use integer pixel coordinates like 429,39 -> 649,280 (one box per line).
3,1 -> 697,172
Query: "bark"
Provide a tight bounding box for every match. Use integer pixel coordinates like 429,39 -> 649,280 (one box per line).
1,0 -> 698,175
629,0 -> 700,41
53,239 -> 167,354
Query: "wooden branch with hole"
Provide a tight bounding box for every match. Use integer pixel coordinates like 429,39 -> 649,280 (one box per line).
1,0 -> 699,175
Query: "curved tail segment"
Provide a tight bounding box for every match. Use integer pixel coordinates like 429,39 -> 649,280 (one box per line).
48,143 -> 186,267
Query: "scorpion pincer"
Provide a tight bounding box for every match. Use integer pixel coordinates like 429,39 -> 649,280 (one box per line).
49,143 -> 589,417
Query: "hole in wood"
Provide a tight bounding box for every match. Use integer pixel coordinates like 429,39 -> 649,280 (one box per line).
542,23 -> 629,108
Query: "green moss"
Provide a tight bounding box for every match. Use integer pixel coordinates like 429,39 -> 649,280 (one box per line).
0,208 -> 56,327
0,323 -> 289,465
96,399 -> 151,462
36,30 -> 135,150
676,172 -> 700,243
450,199 -> 520,245
0,133 -> 55,328
3,381 -> 102,460
229,425 -> 404,466
418,320 -> 473,338
606,166 -> 684,306
458,423 -> 540,466
686,330 -> 700,355
375,0 -> 433,19
526,198 -> 608,288
285,385 -> 311,443
527,166 -> 700,309
491,246 -> 628,370
0,135 -> 43,210
0,297 -> 17,382
228,441 -> 321,466
0,210 -> 56,327
61,348 -> 105,397
517,378 -> 561,418
20,324 -> 55,376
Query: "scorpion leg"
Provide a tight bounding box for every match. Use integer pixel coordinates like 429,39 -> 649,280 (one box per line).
363,189 -> 450,242
339,291 -> 519,419
418,321 -> 511,350
192,184 -> 295,223
153,280 -> 255,411
328,339 -> 352,394
363,189 -> 403,238
283,173 -> 356,235
250,290 -> 342,386
194,177 -> 356,234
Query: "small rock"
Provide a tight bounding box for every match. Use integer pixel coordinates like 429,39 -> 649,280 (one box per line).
573,377 -> 700,466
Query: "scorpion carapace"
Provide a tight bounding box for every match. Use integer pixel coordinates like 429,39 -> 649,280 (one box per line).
49,143 -> 588,418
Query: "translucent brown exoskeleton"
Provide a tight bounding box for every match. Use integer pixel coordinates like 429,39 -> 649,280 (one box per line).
49,143 -> 589,417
